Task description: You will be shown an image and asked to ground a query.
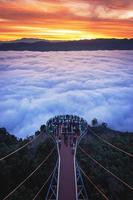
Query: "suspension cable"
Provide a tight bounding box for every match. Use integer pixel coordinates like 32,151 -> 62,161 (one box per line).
2,147 -> 55,200
32,165 -> 56,200
79,146 -> 133,191
79,166 -> 109,200
88,127 -> 133,158
0,133 -> 43,161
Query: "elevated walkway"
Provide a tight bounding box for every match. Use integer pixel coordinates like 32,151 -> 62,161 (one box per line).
58,134 -> 76,200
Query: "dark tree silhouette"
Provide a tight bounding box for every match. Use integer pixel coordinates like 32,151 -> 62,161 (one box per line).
91,118 -> 98,127
102,122 -> 108,128
40,124 -> 46,132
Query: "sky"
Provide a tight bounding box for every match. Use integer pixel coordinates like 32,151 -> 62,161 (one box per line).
0,50 -> 133,138
0,0 -> 133,41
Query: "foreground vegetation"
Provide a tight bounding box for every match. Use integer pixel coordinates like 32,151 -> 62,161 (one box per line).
77,125 -> 133,200
0,127 -> 57,200
0,123 -> 133,200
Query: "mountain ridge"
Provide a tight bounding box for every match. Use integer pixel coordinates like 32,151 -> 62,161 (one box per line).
0,38 -> 133,51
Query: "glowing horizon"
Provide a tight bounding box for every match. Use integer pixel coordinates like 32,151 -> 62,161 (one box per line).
0,0 -> 133,41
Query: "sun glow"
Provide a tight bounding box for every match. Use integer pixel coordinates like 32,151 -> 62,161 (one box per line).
0,0 -> 133,41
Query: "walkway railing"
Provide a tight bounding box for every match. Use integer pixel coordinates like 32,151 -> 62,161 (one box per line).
74,128 -> 88,200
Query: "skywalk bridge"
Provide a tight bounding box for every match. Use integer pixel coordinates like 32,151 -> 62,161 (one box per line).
46,115 -> 88,200
1,115 -> 133,200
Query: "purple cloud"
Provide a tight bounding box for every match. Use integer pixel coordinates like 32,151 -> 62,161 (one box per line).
0,50 -> 133,137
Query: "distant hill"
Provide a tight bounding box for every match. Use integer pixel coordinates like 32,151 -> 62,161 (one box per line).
0,38 -> 48,44
0,38 -> 133,51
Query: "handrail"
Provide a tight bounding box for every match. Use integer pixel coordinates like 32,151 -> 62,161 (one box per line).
74,128 -> 88,200
32,162 -> 57,200
56,142 -> 60,200
45,159 -> 59,200
45,132 -> 60,200
56,138 -> 61,200
74,137 -> 78,200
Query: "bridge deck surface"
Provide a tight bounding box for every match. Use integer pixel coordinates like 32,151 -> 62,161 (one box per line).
58,135 -> 76,200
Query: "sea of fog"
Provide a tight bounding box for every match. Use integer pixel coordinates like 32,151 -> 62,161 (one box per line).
0,50 -> 133,138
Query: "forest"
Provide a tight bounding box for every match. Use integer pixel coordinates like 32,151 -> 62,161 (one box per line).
77,125 -> 133,200
0,127 -> 57,200
0,123 -> 133,200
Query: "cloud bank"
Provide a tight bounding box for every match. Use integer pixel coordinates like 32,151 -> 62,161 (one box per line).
0,50 -> 133,137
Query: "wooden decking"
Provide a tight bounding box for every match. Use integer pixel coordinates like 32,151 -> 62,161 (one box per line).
58,135 -> 76,200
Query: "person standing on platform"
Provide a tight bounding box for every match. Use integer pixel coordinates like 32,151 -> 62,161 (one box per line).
58,136 -> 61,149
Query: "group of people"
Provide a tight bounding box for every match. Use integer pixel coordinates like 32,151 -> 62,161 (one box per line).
58,132 -> 78,153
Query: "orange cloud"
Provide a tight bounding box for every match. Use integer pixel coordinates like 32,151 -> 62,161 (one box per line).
0,0 -> 133,41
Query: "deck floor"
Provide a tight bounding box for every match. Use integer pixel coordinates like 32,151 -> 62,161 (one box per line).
58,135 -> 76,200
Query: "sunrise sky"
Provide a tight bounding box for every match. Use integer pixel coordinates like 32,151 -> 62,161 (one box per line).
0,0 -> 133,41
